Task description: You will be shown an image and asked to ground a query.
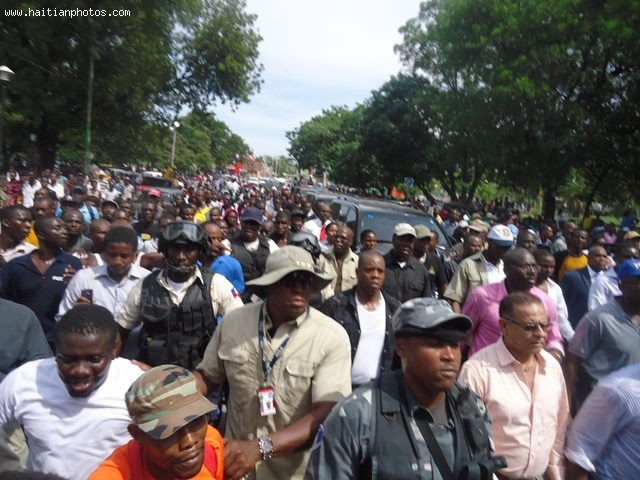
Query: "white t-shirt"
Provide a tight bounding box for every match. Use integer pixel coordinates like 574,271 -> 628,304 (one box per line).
0,357 -> 143,480
351,295 -> 386,385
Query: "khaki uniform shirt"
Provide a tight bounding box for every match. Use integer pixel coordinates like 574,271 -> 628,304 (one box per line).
322,248 -> 358,294
443,252 -> 489,305
197,301 -> 352,480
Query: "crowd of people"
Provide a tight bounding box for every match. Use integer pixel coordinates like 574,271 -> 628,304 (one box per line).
0,166 -> 638,480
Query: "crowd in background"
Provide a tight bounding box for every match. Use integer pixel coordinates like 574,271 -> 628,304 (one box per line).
0,165 -> 638,480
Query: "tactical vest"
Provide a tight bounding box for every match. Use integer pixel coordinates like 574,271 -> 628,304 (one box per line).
138,269 -> 215,370
360,371 -> 503,480
231,237 -> 270,283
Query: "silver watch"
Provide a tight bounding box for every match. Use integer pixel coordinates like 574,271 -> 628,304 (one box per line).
258,435 -> 274,461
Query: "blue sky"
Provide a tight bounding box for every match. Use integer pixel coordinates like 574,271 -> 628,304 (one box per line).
216,0 -> 423,157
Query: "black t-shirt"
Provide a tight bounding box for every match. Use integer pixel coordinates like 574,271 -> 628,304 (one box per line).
133,222 -> 158,242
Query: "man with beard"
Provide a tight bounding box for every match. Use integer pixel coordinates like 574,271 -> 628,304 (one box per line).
0,205 -> 35,266
382,223 -> 434,303
0,305 -> 143,479
0,217 -> 82,347
117,222 -> 243,370
462,248 -> 564,359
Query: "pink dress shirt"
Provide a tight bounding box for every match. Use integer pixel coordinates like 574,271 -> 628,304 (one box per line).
462,282 -> 563,356
458,338 -> 570,480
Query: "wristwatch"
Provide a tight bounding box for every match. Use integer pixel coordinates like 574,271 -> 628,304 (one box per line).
258,435 -> 274,461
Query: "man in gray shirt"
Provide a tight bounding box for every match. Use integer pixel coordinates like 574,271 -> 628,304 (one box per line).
565,258 -> 640,414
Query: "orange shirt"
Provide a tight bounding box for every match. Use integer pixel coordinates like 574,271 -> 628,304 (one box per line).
88,426 -> 224,480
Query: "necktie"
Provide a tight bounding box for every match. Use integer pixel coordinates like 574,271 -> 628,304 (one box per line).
320,224 -> 326,242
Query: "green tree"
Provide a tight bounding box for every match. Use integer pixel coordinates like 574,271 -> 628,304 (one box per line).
397,0 -> 640,217
0,0 -> 262,169
286,105 -> 385,189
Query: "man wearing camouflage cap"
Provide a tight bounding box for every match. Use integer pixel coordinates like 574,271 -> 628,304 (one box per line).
194,246 -> 352,480
89,365 -> 224,479
306,298 -> 505,480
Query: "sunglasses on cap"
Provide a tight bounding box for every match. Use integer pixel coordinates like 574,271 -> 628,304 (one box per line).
163,222 -> 205,244
278,271 -> 315,289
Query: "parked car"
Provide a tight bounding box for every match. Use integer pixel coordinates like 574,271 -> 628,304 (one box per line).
327,196 -> 451,254
135,175 -> 182,196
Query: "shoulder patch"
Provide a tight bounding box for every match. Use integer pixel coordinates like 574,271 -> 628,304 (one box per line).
310,424 -> 324,451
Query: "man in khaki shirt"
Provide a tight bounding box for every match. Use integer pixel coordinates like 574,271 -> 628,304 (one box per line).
195,246 -> 352,480
444,225 -> 514,312
322,225 -> 359,296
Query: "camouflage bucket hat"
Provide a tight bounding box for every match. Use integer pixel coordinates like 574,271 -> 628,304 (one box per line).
126,365 -> 215,440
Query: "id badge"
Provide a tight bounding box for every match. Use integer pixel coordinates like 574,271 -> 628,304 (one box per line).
258,386 -> 277,416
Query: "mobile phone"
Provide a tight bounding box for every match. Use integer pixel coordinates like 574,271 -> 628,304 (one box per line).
80,289 -> 93,302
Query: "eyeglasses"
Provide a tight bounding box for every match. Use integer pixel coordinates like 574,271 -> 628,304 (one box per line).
279,271 -> 315,289
503,316 -> 548,333
163,221 -> 205,244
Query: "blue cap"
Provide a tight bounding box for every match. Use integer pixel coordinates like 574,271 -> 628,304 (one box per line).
240,207 -> 263,225
618,259 -> 640,280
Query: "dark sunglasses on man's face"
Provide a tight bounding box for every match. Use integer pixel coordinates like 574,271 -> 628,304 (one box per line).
279,271 -> 315,289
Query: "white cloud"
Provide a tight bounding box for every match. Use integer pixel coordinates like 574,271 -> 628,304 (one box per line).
216,0 -> 423,157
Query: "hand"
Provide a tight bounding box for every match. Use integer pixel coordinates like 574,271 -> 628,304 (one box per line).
75,295 -> 92,305
131,359 -> 152,371
223,438 -> 261,480
63,264 -> 77,285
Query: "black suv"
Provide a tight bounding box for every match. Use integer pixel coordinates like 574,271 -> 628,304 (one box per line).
326,196 -> 451,254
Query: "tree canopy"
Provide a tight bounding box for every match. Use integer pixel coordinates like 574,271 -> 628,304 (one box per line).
0,0 -> 262,168
287,0 -> 640,215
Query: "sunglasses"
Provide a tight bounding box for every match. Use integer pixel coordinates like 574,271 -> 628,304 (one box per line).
279,271 -> 315,289
163,221 -> 205,244
503,316 -> 548,333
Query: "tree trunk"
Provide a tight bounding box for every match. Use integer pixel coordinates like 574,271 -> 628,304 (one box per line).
542,185 -> 557,222
582,171 -> 607,223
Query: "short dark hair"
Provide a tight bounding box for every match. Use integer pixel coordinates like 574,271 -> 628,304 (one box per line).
499,292 -> 544,320
0,204 -> 30,221
360,229 -> 376,242
104,225 -> 138,249
34,216 -> 56,236
533,248 -> 554,263
62,207 -> 84,221
358,249 -> 384,268
54,304 -> 117,346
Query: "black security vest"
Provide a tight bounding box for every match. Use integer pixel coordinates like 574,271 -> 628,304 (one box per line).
360,371 -> 500,480
231,237 -> 270,283
138,269 -> 215,370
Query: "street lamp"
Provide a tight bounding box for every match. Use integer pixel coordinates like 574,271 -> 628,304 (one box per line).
169,121 -> 180,167
0,65 -> 15,172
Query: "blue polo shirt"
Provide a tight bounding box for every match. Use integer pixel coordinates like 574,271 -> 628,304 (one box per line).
0,252 -> 83,341
209,255 -> 245,294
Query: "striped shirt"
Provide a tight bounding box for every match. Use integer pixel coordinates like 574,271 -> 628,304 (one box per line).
565,363 -> 640,479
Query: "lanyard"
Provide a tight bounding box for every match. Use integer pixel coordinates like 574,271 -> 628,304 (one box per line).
258,306 -> 300,384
